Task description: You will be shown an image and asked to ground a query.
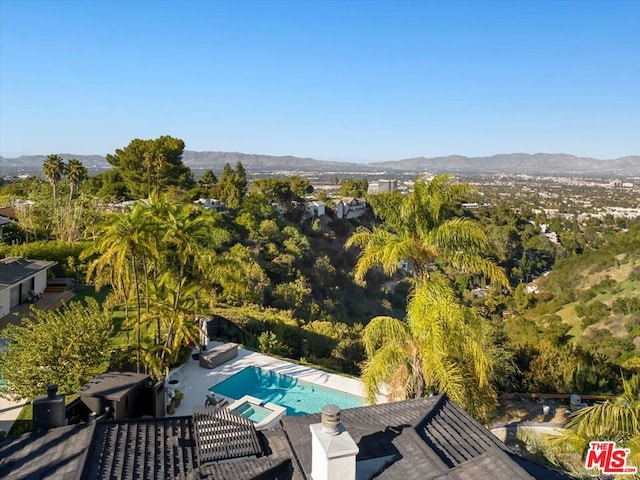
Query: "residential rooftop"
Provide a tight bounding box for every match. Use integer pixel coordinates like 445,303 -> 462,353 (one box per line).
0,394 -> 573,480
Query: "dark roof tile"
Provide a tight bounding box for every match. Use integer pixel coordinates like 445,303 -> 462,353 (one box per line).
0,258 -> 56,287
0,423 -> 94,480
83,416 -> 197,479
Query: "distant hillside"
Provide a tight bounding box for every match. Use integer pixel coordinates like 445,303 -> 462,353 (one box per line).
2,151 -> 639,176
368,153 -> 640,175
0,154 -> 110,174
181,151 -> 361,172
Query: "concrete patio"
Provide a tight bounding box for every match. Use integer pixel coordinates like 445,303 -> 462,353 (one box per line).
165,341 -> 386,418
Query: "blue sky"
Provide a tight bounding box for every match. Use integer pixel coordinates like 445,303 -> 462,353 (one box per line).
1,0 -> 639,161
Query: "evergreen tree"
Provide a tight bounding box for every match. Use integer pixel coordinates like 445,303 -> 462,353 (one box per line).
106,136 -> 194,198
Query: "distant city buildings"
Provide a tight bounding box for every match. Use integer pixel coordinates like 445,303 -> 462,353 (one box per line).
367,179 -> 398,194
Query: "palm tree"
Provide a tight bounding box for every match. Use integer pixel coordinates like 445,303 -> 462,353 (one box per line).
361,278 -> 496,421
66,158 -> 88,205
346,174 -> 508,286
548,374 -> 640,471
347,174 -> 508,420
43,154 -> 65,208
83,202 -> 158,372
132,199 -> 231,372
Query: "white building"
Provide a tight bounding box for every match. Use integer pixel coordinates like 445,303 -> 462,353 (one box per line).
305,201 -> 326,217
368,179 -> 398,194
0,257 -> 56,318
194,198 -> 226,212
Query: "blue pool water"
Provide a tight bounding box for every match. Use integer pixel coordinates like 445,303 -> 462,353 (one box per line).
209,366 -> 364,416
233,402 -> 272,423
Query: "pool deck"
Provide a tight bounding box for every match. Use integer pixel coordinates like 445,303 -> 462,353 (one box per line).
166,341 -> 386,417
0,397 -> 27,434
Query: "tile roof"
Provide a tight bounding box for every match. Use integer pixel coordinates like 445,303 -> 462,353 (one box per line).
183,429 -> 303,480
192,406 -> 262,463
82,416 -> 197,480
281,395 -> 572,480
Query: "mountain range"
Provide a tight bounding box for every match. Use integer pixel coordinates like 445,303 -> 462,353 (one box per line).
1,152 -> 639,176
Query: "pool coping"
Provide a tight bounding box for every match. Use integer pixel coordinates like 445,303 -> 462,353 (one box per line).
165,341 -> 387,418
228,395 -> 287,430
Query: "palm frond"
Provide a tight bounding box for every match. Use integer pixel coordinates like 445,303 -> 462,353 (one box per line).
362,316 -> 411,356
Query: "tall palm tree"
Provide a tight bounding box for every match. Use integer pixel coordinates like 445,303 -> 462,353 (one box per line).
361,278 -> 496,421
43,154 -> 65,208
83,202 -> 158,372
139,201 -> 230,375
347,174 -> 508,285
347,174 -> 508,420
66,158 -> 88,205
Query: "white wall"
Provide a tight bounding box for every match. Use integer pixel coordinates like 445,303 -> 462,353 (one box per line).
0,288 -> 9,318
34,271 -> 47,294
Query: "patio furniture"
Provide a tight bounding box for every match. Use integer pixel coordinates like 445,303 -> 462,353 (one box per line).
199,342 -> 238,369
570,393 -> 587,412
205,393 -> 228,409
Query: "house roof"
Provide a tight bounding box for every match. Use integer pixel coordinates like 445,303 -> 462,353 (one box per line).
0,395 -> 573,480
82,416 -> 197,479
78,372 -> 150,401
0,423 -> 95,480
281,395 -> 571,480
0,258 -> 57,288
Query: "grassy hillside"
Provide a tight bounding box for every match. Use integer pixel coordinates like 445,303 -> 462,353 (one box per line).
530,227 -> 640,368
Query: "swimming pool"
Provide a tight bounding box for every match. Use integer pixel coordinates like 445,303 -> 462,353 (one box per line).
209,366 -> 364,416
233,401 -> 273,423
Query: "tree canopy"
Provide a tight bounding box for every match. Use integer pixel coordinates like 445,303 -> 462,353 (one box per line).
106,136 -> 194,198
0,299 -> 113,400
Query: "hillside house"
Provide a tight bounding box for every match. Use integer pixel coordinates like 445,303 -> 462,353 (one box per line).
305,201 -> 326,217
0,257 -> 56,318
336,197 -> 367,219
194,198 -> 226,212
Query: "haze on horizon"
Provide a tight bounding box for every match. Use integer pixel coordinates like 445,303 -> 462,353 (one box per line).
1,0 -> 639,162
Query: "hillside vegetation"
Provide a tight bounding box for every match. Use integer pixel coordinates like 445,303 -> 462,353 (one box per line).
504,226 -> 640,392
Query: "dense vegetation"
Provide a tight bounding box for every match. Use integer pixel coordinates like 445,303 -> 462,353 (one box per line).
1,136 -> 639,433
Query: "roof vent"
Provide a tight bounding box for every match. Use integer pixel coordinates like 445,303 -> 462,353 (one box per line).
47,384 -> 58,398
321,404 -> 341,435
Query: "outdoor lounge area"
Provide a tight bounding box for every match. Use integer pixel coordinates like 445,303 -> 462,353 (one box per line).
163,341 -> 380,419
199,342 -> 238,369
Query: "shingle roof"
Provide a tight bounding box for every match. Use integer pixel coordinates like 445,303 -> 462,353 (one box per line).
0,258 -> 56,287
281,395 -> 572,480
0,393 -> 573,480
0,423 -> 94,480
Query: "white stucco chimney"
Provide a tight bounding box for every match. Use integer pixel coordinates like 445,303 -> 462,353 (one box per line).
310,404 -> 359,480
